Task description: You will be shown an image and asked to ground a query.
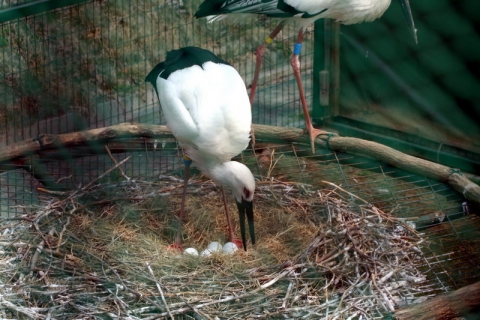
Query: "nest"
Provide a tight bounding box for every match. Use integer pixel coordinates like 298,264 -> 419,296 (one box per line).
0,159 -> 428,319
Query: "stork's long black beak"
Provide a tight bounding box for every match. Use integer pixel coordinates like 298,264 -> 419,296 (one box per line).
236,199 -> 255,251
400,0 -> 417,44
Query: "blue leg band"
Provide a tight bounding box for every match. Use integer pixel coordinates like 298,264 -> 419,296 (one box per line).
183,155 -> 192,166
293,43 -> 302,55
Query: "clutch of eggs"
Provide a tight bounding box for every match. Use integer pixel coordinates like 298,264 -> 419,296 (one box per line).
184,241 -> 238,257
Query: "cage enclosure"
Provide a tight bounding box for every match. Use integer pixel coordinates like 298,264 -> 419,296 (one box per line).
0,0 -> 479,319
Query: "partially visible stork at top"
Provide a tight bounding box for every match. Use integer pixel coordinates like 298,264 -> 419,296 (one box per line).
195,0 -> 417,153
145,46 -> 255,251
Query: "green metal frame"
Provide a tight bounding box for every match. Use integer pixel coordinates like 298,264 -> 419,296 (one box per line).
311,19 -> 325,124
312,19 -> 340,125
312,20 -> 480,174
0,0 -> 88,23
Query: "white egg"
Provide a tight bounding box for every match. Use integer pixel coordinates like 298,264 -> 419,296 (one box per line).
200,249 -> 212,257
207,241 -> 223,252
407,221 -> 416,230
183,247 -> 199,256
222,242 -> 238,254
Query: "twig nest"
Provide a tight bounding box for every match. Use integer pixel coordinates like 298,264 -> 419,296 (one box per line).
183,247 -> 199,256
222,242 -> 238,254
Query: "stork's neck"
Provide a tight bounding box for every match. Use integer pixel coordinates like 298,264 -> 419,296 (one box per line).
208,161 -> 240,190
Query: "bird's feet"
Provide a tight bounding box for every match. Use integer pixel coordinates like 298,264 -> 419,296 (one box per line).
228,236 -> 244,250
304,127 -> 335,154
167,242 -> 183,252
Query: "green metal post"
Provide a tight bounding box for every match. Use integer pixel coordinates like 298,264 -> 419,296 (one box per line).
311,18 -> 325,125
0,0 -> 89,24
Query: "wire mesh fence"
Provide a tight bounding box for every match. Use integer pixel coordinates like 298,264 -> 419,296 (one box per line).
0,0 -> 315,147
0,0 -> 315,222
1,137 -> 479,318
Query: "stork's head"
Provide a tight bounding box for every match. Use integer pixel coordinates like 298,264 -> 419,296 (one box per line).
212,161 -> 255,251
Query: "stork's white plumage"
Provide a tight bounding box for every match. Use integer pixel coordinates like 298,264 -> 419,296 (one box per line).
195,0 -> 417,152
146,46 -> 255,251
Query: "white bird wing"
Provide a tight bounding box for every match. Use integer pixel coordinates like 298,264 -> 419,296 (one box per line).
156,69 -> 200,145
198,0 -> 391,25
196,0 -> 335,18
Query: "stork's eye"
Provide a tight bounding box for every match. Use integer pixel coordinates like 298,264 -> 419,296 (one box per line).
243,187 -> 251,199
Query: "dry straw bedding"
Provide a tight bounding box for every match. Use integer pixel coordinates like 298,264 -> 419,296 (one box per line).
0,169 -> 427,319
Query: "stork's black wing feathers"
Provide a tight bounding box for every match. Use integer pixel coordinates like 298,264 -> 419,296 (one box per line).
146,46 -> 230,86
195,0 -> 304,18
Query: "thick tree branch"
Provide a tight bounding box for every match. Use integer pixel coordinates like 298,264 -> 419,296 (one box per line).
1,123 -> 479,207
391,281 -> 480,320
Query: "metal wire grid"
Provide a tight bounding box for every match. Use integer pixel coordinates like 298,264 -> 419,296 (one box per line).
242,142 -> 480,296
0,0 -> 314,147
0,0 -> 314,224
1,137 -> 479,304
0,166 -> 41,217
338,1 -> 480,155
0,0 -> 478,307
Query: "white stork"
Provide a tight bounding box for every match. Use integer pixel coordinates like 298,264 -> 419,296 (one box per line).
195,0 -> 417,152
146,46 -> 256,251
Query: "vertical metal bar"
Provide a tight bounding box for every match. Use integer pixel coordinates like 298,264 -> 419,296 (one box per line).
311,18 -> 325,124
331,21 -> 340,117
312,19 -> 340,123
320,20 -> 330,109
320,18 -> 333,111
324,20 -> 331,71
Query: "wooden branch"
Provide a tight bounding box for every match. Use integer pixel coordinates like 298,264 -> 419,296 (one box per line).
0,123 -> 173,162
1,123 -> 479,207
391,281 -> 480,320
253,124 -> 480,208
